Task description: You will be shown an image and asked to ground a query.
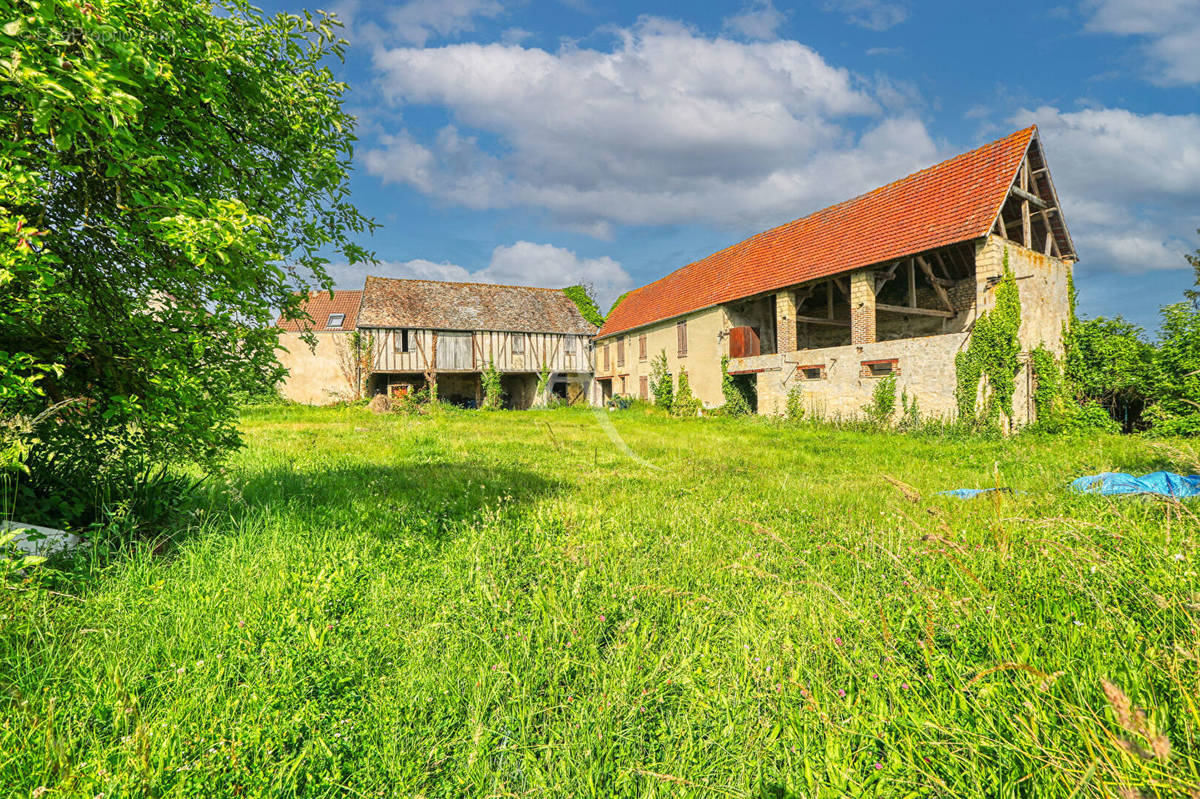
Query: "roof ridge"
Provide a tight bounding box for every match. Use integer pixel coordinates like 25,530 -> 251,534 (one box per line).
365,275 -> 567,293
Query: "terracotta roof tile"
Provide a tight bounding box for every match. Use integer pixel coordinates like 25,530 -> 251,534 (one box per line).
599,126 -> 1035,338
276,290 -> 362,332
357,277 -> 598,335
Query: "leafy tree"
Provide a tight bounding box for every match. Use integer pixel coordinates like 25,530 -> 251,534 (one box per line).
1065,317 -> 1152,430
563,284 -> 604,327
671,367 -> 701,417
1145,303 -> 1200,436
1,0 -> 371,521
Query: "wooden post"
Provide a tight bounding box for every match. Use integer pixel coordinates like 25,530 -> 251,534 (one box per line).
907,260 -> 916,308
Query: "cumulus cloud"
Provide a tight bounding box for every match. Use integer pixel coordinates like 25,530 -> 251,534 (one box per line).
824,0 -> 909,31
388,0 -> 504,46
366,19 -> 940,233
331,242 -> 633,308
1012,105 -> 1200,272
1082,0 -> 1200,84
723,0 -> 787,40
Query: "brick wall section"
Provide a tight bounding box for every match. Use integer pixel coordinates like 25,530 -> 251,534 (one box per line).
775,290 -> 797,354
850,268 -> 876,345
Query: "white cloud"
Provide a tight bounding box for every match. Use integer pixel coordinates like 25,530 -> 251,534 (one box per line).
334,242 -> 633,307
824,0 -> 909,31
367,19 -> 940,233
387,0 -> 504,46
1011,105 -> 1200,273
1082,0 -> 1200,84
723,0 -> 787,40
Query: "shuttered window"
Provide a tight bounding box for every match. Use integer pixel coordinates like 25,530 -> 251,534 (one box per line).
604,344 -> 610,370
639,375 -> 648,399
639,335 -> 647,360
676,320 -> 688,357
617,339 -> 625,367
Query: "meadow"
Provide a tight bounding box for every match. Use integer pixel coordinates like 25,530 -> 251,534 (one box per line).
3,404 -> 1199,797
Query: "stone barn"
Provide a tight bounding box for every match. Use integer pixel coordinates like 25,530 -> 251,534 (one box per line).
275,289 -> 365,404
593,125 -> 1076,426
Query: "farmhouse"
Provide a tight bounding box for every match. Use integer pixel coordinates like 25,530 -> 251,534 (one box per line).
277,277 -> 598,407
594,125 -> 1076,425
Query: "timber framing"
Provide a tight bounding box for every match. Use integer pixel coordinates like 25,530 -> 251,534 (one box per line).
991,130 -> 1076,261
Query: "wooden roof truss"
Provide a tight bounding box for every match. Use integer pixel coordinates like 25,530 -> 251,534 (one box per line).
992,132 -> 1076,261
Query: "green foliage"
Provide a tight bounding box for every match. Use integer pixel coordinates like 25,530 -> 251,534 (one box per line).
899,389 -> 921,431
785,385 -> 805,423
671,367 -> 702,417
1144,302 -> 1200,436
719,356 -> 753,416
1030,346 -> 1118,434
649,350 -> 674,410
0,0 -> 372,525
608,291 -> 631,319
1066,316 -> 1153,430
956,252 -> 1022,427
562,284 -> 604,327
536,362 -> 551,398
481,360 -> 503,410
865,373 -> 897,426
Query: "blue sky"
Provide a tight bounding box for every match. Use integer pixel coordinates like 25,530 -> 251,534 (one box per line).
266,0 -> 1199,332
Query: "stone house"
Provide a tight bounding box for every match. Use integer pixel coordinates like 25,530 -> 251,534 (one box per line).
277,277 -> 598,408
276,289 -> 364,405
593,125 -> 1076,425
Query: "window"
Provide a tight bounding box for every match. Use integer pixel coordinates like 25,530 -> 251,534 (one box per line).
639,375 -> 648,399
393,329 -> 413,353
617,339 -> 625,367
565,336 -> 577,356
639,335 -> 647,360
676,320 -> 688,357
620,376 -> 626,394
862,359 -> 899,377
512,334 -> 525,355
326,313 -> 345,328
799,364 -> 826,381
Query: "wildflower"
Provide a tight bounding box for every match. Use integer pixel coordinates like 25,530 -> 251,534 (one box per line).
900,682 -> 909,690
195,660 -> 204,668
834,637 -> 843,646
874,762 -> 883,770
1173,553 -> 1185,561
237,621 -> 245,628
176,667 -> 185,675
837,689 -> 846,697
599,614 -> 606,622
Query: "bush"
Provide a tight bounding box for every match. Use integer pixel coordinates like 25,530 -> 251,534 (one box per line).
650,350 -> 674,410
785,386 -> 805,423
865,374 -> 897,426
481,360 -> 503,410
719,356 -> 753,416
671,368 -> 702,418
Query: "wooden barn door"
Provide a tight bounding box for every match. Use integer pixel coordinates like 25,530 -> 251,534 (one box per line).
437,332 -> 473,370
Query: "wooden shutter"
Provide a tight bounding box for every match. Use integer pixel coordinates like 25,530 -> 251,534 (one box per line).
604,344 -> 610,370
676,320 -> 688,356
639,335 -> 647,360
639,375 -> 648,399
617,339 -> 625,367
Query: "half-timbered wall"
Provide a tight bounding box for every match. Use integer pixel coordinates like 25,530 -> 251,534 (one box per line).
363,328 -> 593,373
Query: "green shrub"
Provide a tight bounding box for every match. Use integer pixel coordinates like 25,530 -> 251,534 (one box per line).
481,360 -> 503,410
785,385 -> 805,423
671,368 -> 702,418
719,356 -> 753,416
865,373 -> 897,426
650,350 -> 674,410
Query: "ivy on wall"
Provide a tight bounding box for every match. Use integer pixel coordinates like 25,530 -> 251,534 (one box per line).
719,355 -> 753,416
955,248 -> 1022,426
563,285 -> 605,328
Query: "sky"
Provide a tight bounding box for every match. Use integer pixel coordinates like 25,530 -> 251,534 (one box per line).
263,0 -> 1199,333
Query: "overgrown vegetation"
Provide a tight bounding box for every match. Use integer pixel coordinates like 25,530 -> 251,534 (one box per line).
1,0 -> 370,529
481,360 -> 503,410
865,373 -> 898,426
563,284 -> 604,328
535,362 -> 551,400
5,406 -> 1200,796
955,250 -> 1022,428
649,350 -> 673,410
718,356 -> 753,416
785,385 -> 805,422
671,367 -> 701,417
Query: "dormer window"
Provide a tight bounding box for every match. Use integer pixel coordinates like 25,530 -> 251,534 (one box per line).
326,313 -> 345,329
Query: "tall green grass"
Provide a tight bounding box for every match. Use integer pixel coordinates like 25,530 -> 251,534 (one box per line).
2,405 -> 1199,797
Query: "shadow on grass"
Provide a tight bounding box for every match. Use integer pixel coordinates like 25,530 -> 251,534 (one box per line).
230,459 -> 560,544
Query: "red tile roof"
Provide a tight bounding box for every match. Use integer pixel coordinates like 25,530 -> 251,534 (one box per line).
276,290 -> 363,332
599,126 -> 1036,338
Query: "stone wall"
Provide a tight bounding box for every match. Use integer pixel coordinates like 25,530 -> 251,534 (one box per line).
277,331 -> 355,405
741,332 -> 969,419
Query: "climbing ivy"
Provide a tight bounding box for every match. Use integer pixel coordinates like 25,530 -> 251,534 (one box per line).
955,249 -> 1022,426
563,285 -> 604,327
865,373 -> 897,426
536,362 -> 551,398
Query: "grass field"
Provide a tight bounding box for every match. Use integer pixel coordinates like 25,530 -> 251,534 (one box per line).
4,405 -> 1200,797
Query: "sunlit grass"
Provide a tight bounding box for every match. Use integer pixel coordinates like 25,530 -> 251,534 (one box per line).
3,405 -> 1199,797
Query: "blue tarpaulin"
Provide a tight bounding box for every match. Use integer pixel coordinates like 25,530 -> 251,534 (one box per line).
938,488 -> 1009,499
1071,471 -> 1200,499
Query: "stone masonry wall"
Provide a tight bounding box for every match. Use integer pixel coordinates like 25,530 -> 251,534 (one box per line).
850,268 -> 876,345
